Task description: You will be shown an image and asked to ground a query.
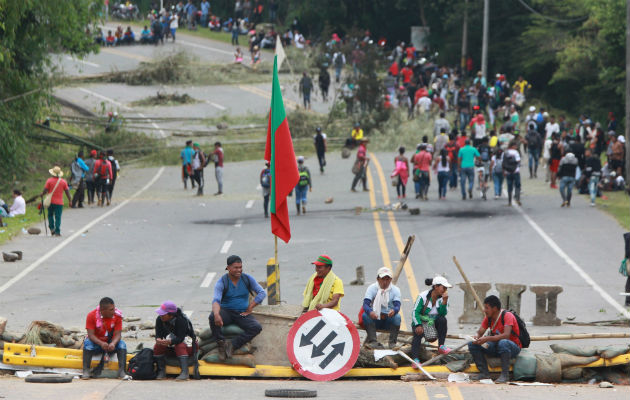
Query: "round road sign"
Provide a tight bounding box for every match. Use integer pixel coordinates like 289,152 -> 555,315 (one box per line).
286,309 -> 360,381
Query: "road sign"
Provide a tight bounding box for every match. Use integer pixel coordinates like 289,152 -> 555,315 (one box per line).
286,309 -> 360,381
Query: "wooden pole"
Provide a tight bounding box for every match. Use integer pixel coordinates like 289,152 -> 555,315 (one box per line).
392,235 -> 415,285
452,256 -> 483,308
274,235 -> 278,266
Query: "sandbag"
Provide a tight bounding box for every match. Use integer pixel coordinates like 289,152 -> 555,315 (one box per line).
202,353 -> 256,368
1,331 -> 24,343
199,328 -> 213,341
535,354 -> 562,383
446,359 -> 470,373
599,345 -> 630,359
550,344 -> 598,357
562,367 -> 583,380
223,325 -> 245,336
200,342 -> 218,354
555,353 -> 600,368
513,349 -> 537,381
233,343 -> 254,355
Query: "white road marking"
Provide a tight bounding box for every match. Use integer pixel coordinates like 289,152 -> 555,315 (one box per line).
200,272 -> 217,288
234,219 -> 243,228
0,167 -> 166,295
78,87 -> 132,111
184,310 -> 194,317
245,200 -> 254,209
205,100 -> 226,111
65,56 -> 100,67
178,39 -> 233,55
136,114 -> 166,138
511,200 -> 630,319
220,240 -> 233,254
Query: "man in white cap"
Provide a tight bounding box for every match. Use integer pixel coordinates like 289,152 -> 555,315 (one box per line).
361,267 -> 401,349
41,166 -> 72,236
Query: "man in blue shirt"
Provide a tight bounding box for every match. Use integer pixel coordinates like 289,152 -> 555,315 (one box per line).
180,140 -> 195,189
458,139 -> 480,200
209,255 -> 266,361
361,267 -> 401,349
71,151 -> 90,208
200,0 -> 210,29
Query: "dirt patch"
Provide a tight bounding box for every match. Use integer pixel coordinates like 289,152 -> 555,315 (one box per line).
130,91 -> 198,107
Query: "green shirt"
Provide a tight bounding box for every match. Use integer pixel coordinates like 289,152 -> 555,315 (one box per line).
458,145 -> 480,168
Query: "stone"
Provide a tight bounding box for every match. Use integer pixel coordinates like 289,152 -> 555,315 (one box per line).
216,122 -> 229,130
457,282 -> 492,324
2,252 -> 18,262
349,266 -> 365,285
0,317 -> 7,336
530,285 -> 563,326
139,321 -> 155,330
325,197 -> 334,204
599,381 -> 614,388
27,227 -> 41,235
495,283 -> 526,315
409,208 -> 420,215
10,251 -> 22,260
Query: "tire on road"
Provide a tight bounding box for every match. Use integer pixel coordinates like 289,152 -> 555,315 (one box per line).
25,373 -> 74,383
264,389 -> 317,398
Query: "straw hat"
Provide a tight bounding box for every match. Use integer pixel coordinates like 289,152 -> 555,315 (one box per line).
49,166 -> 63,177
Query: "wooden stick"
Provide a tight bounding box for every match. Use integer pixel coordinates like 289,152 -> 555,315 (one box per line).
452,256 -> 483,307
392,235 -> 415,285
421,341 -> 472,367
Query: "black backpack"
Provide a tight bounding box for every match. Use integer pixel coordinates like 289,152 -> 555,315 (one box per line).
127,348 -> 157,380
501,310 -> 530,348
479,145 -> 490,162
503,151 -> 518,174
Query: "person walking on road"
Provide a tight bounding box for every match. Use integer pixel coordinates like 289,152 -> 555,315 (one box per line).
490,148 -> 504,200
314,127 -> 327,173
107,149 -> 120,202
212,141 -> 224,195
393,146 -> 409,199
444,133 -> 459,190
85,150 -> 97,205
525,122 -> 542,179
351,138 -> 369,192
361,267 -> 401,349
302,254 -> 344,312
584,148 -> 601,206
93,152 -> 113,207
41,166 -> 72,236
260,162 -> 271,218
558,151 -> 578,207
192,143 -> 206,196
433,148 -> 450,200
503,141 -> 522,206
295,156 -> 312,215
458,139 -> 479,200
181,140 -> 195,190
318,68 -> 330,102
412,144 -> 432,200
299,71 -> 313,110
70,151 -> 89,208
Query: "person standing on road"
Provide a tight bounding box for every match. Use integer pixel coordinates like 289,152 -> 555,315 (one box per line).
475,137 -> 491,200
41,166 -> 72,236
584,149 -> 601,206
318,68 -> 330,102
412,144 -> 432,200
444,133 -> 459,190
490,148 -> 504,200
468,295 -> 522,383
299,71 -> 313,110
557,151 -> 578,208
107,149 -> 120,202
393,146 -> 409,199
192,143 -> 206,196
433,148 -> 450,200
332,50 -> 346,83
549,134 -> 562,189
260,162 -> 271,218
181,140 -> 195,190
361,267 -> 401,349
458,139 -> 480,200
295,156 -> 312,215
503,141 -> 522,206
351,138 -> 370,192
302,254 -> 344,312
209,255 -> 266,361
313,127 -> 327,173
93,152 -> 113,207
411,276 -> 453,366
154,301 -> 198,381
70,151 -> 89,208
525,122 -> 542,179
212,141 -> 224,195
82,297 -> 127,380
169,10 -> 178,42
85,150 -> 97,205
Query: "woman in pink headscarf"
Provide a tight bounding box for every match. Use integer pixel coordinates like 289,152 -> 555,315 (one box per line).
392,146 -> 410,199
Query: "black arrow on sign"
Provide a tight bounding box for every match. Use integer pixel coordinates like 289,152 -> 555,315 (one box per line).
299,320 -> 326,347
318,342 -> 345,369
311,331 -> 338,358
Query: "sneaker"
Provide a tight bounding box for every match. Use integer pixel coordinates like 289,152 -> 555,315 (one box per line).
590,202 -> 595,207
438,345 -> 452,355
561,202 -> 566,207
550,184 -> 558,189
494,195 -> 499,200
516,200 -> 522,206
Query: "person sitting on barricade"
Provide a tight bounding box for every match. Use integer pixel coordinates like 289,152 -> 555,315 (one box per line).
360,267 -> 401,349
154,301 -> 198,381
302,254 -> 344,313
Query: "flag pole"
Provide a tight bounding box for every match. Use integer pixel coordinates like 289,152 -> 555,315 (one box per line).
274,235 -> 278,265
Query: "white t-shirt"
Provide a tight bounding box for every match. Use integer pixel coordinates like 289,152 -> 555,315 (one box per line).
9,195 -> 25,216
170,15 -> 178,29
543,140 -> 552,159
545,122 -> 559,140
505,149 -> 521,174
294,33 -> 305,49
417,96 -> 431,111
435,156 -> 450,172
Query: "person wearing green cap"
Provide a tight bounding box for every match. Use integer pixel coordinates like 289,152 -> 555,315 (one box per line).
192,143 -> 206,196
302,254 -> 344,313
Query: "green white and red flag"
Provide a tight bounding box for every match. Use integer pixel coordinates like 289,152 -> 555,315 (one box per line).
264,55 -> 299,243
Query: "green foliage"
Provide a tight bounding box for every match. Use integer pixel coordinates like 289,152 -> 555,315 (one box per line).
0,0 -> 101,186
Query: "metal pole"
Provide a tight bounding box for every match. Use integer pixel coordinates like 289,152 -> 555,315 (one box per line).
461,0 -> 469,73
481,0 -> 489,81
626,0 -> 630,193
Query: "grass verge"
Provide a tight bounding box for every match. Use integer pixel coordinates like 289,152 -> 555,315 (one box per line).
596,191 -> 630,230
0,208 -> 44,245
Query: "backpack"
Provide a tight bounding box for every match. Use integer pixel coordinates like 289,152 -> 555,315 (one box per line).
503,151 -> 518,174
493,154 -> 503,174
501,310 -> 530,348
334,53 -> 344,68
444,143 -> 457,162
479,145 -> 490,162
70,160 -> 83,182
298,169 -> 309,186
261,169 -> 271,188
221,274 -> 255,299
127,348 -> 157,380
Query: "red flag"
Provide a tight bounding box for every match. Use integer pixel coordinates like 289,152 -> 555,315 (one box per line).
264,55 -> 299,243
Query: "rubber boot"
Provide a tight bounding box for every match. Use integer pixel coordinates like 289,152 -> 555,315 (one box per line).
364,322 -> 380,348
176,356 -> 189,381
495,352 -> 511,383
155,354 -> 166,380
81,350 -> 94,379
216,340 -> 226,362
470,350 -> 490,379
529,167 -> 533,178
296,203 -> 300,215
388,325 -> 400,349
116,348 -> 127,379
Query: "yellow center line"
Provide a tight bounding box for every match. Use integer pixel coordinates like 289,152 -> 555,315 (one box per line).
413,384 -> 430,400
366,166 -> 408,331
446,385 -> 465,400
101,47 -> 152,62
370,154 -> 421,301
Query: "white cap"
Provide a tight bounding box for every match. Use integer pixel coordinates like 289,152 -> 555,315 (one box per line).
529,106 -> 536,112
297,155 -> 305,162
377,267 -> 393,278
432,276 -> 452,288
618,135 -> 626,144
543,111 -> 549,117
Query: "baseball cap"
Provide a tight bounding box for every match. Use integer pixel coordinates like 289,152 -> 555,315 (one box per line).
297,155 -> 305,163
618,135 -> 626,144
155,301 -> 177,316
312,254 -> 333,267
90,150 -> 97,156
377,267 -> 393,278
432,276 -> 452,288
529,106 -> 536,112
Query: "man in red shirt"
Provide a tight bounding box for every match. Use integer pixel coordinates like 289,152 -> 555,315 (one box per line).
412,144 -> 432,199
400,64 -> 413,87
93,151 -> 113,206
82,297 -> 127,379
41,166 -> 72,236
351,138 -> 370,192
468,295 -> 522,383
212,141 -> 224,195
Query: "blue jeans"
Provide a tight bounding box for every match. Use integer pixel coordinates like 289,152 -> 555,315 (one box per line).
449,162 -> 458,188
528,149 -> 539,173
506,173 -> 521,203
588,175 -> 599,203
468,339 -> 520,359
295,184 -> 308,205
460,167 -> 474,198
361,311 -> 401,330
416,171 -> 430,197
559,176 -> 575,203
493,172 -> 503,196
84,337 -> 127,352
437,171 -> 448,198
459,113 -> 470,131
